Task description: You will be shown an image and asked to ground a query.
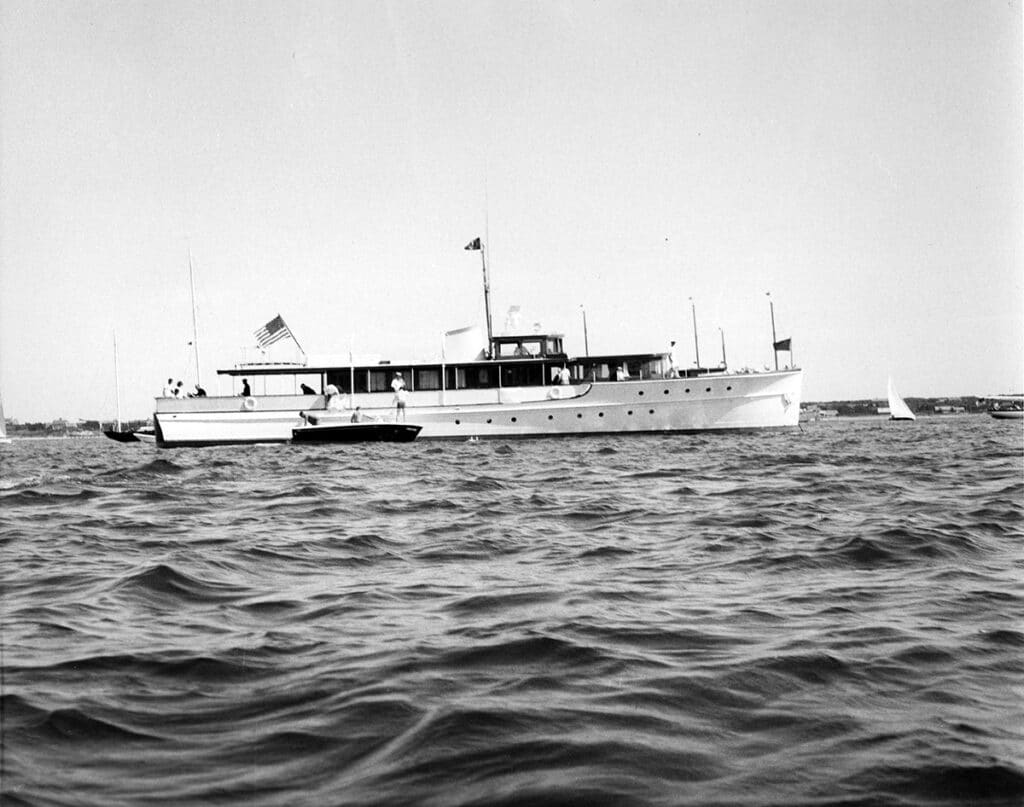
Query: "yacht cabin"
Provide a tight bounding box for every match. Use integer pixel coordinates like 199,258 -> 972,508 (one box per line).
218,333 -> 725,396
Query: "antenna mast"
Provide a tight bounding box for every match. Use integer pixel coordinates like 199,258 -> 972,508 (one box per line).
188,249 -> 201,384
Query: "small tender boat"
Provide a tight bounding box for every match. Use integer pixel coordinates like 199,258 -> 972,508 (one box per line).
292,420 -> 421,443
887,377 -> 916,421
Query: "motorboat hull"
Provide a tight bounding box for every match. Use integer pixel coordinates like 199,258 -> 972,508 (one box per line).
292,422 -> 422,443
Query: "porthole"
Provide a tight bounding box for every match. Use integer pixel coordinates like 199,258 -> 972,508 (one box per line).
726,385 -> 732,391
705,387 -> 711,392
547,415 -> 553,420
627,410 -> 633,415
638,390 -> 644,396
598,412 -> 604,417
455,419 -> 461,425
664,389 -> 669,395
577,413 -> 583,419
486,418 -> 492,424
511,417 -> 517,423
649,409 -> 655,414
684,388 -> 690,393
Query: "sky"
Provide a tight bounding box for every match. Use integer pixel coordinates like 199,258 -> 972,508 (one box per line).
1,0 -> 1021,422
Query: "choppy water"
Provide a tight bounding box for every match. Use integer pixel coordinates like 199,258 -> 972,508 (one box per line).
1,416 -> 1022,806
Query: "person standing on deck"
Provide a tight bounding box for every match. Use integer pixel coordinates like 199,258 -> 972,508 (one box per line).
394,386 -> 408,422
667,341 -> 679,378
324,383 -> 342,410
162,378 -> 174,397
241,379 -> 251,396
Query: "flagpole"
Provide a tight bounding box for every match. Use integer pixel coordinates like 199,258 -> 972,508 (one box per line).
719,327 -> 727,368
440,331 -> 447,406
289,317 -> 307,363
690,297 -> 701,373
580,305 -> 589,356
767,292 -> 778,371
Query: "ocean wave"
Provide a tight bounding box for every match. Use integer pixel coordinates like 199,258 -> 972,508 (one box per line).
2,417 -> 1022,806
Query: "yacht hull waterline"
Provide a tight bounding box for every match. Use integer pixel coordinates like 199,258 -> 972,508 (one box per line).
153,370 -> 803,447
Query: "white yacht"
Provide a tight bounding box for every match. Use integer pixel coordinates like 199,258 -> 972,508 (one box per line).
152,241 -> 803,447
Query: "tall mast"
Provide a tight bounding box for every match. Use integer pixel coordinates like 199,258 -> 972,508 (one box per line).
113,331 -> 122,431
480,242 -> 493,354
188,249 -> 201,385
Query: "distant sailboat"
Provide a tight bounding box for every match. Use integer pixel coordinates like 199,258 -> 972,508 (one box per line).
887,377 -> 916,421
104,332 -> 139,442
0,394 -> 11,444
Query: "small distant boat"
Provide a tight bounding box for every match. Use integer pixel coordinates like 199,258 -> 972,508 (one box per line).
292,417 -> 421,443
0,394 -> 11,445
887,377 -> 916,421
104,428 -> 140,443
986,395 -> 1024,420
103,332 -> 155,444
105,425 -> 156,443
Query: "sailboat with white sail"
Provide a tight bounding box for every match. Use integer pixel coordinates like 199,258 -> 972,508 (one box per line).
0,395 -> 11,444
887,377 -> 916,421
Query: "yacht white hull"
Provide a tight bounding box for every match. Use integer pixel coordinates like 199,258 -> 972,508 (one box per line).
153,370 -> 802,447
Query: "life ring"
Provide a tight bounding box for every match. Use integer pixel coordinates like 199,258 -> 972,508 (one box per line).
548,387 -> 563,400
243,397 -> 257,411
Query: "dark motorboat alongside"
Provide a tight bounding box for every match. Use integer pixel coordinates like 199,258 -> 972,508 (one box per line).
292,420 -> 422,443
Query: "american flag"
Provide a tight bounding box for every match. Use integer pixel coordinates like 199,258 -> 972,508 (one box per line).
254,314 -> 293,348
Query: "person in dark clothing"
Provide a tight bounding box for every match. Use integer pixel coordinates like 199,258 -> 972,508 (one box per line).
300,383 -> 316,395
241,379 -> 251,396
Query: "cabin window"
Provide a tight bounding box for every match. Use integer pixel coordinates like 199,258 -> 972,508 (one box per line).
501,363 -> 544,388
454,366 -> 496,389
326,371 -> 354,395
368,370 -> 389,392
415,368 -> 441,391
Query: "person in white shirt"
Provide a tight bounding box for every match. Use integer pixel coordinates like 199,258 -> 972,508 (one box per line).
162,378 -> 174,397
667,341 -> 679,378
394,386 -> 408,422
391,372 -> 405,393
324,383 -> 343,411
